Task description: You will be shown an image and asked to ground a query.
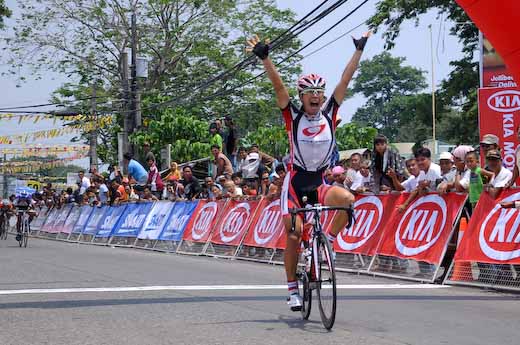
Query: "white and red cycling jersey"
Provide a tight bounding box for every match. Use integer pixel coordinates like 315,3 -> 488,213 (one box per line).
282,96 -> 339,172
280,96 -> 339,216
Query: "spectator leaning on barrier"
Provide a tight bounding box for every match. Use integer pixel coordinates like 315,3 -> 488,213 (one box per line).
181,166 -> 202,200
210,184 -> 223,200
371,134 -> 404,193
258,171 -> 271,197
456,151 -> 494,209
141,187 -> 159,201
392,158 -> 420,193
123,153 -> 148,190
94,178 -> 109,205
165,176 -> 184,201
397,148 -> 442,213
223,179 -> 242,198
147,158 -> 164,199
485,149 -> 512,198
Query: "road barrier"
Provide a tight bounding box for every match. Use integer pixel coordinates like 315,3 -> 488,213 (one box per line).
445,190 -> 520,291
29,191 -> 520,291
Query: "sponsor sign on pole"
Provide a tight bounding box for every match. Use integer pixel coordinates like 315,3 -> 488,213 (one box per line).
376,193 -> 466,264
138,202 -> 176,240
96,205 -> 128,238
242,198 -> 284,248
72,206 -> 95,234
82,206 -> 108,236
481,34 -> 517,88
334,194 -> 400,256
210,199 -> 260,246
62,206 -> 81,234
455,190 -> 520,264
159,201 -> 199,241
478,87 -> 520,172
112,202 -> 154,237
182,200 -> 227,243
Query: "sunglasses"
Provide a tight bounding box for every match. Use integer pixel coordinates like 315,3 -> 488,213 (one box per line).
300,88 -> 324,96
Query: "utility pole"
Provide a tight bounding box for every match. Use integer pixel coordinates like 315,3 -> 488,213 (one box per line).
89,83 -> 99,168
121,51 -> 131,157
130,10 -> 139,155
429,24 -> 437,155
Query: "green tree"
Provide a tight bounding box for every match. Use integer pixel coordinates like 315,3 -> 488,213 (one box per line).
241,125 -> 288,158
7,0 -> 303,164
131,108 -> 211,163
0,0 -> 10,29
351,52 -> 427,141
335,123 -> 378,150
367,0 -> 479,145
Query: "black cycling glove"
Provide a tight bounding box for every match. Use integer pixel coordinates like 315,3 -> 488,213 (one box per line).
253,41 -> 270,60
352,36 -> 368,51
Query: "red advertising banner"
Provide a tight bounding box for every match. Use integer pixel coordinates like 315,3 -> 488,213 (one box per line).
455,189 -> 520,264
334,193 -> 402,256
242,198 -> 285,249
210,199 -> 261,246
478,87 -> 520,172
376,193 -> 467,264
182,199 -> 228,243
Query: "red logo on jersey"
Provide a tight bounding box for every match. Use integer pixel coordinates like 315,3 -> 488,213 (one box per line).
302,124 -> 326,138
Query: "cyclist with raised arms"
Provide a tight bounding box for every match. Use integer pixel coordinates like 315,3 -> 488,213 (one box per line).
247,32 -> 369,311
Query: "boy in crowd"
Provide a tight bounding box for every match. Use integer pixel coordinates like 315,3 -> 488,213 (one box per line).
456,151 -> 494,209
391,158 -> 420,193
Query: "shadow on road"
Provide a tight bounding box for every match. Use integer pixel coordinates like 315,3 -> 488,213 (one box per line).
0,293 -> 519,310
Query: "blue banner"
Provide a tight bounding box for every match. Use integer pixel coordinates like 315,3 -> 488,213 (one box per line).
96,204 -> 128,238
112,202 -> 154,237
82,206 -> 108,236
159,201 -> 198,241
137,202 -> 176,240
41,208 -> 60,232
72,206 -> 95,234
63,206 -> 81,234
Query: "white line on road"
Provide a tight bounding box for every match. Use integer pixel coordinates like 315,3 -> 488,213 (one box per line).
0,284 -> 449,296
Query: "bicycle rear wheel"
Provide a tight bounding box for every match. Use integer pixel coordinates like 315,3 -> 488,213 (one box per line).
315,232 -> 336,330
298,270 -> 312,320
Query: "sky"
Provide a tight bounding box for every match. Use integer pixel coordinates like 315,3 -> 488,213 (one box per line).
0,0 -> 469,168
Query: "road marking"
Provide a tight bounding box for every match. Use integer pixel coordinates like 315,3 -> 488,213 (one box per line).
0,284 -> 449,295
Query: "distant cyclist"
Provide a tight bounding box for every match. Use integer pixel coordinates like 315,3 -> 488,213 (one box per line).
14,190 -> 36,241
0,199 -> 14,236
247,32 -> 369,310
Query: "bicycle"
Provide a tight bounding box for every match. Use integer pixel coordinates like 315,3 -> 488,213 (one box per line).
17,210 -> 30,248
289,198 -> 354,330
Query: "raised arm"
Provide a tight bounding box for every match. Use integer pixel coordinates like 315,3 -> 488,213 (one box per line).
247,35 -> 290,109
333,32 -> 370,106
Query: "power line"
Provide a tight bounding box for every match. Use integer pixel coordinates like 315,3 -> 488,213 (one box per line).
182,0 -> 370,107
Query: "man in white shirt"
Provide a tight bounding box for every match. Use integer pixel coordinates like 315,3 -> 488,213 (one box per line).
391,158 -> 420,193
486,149 -> 512,198
345,153 -> 362,188
78,170 -> 91,195
415,147 -> 442,191
351,160 -> 372,193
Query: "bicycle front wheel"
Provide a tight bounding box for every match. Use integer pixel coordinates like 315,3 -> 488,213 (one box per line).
315,232 -> 337,330
23,220 -> 29,248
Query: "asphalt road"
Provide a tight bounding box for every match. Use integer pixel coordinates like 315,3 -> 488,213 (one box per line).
0,235 -> 519,345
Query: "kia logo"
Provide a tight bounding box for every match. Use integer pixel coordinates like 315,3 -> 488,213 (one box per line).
220,203 -> 250,243
395,195 -> 447,256
337,196 -> 382,251
302,124 -> 326,138
254,200 -> 282,245
487,90 -> 520,112
479,192 -> 520,261
192,202 -> 217,240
